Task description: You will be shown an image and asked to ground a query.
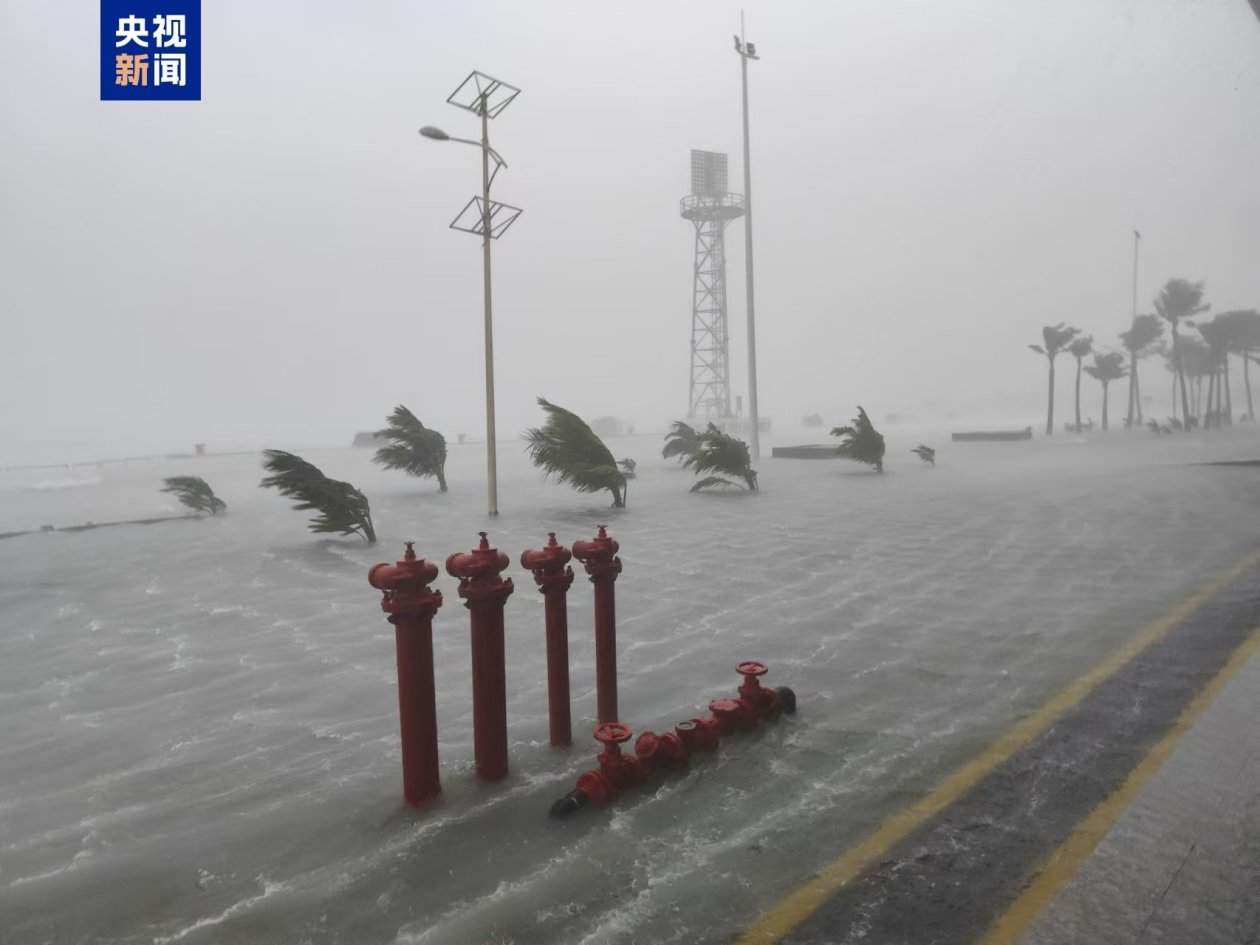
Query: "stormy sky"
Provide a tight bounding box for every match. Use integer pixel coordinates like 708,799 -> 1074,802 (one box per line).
3,0 -> 1259,464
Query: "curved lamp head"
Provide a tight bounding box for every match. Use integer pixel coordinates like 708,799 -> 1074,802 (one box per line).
419,125 -> 450,141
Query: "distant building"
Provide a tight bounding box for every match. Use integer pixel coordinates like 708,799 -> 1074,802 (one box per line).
352,431 -> 387,448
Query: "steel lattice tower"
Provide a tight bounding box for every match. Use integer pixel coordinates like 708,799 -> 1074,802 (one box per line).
681,150 -> 744,419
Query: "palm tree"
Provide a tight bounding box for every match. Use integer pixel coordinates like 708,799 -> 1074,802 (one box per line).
1083,352 -> 1127,431
1029,324 -> 1080,436
1154,278 -> 1210,428
684,424 -> 758,492
1066,335 -> 1093,432
1218,309 -> 1260,422
912,445 -> 936,465
372,405 -> 448,491
662,421 -> 702,464
1165,337 -> 1210,426
1196,317 -> 1232,428
260,450 -> 376,542
831,406 -> 886,472
1118,314 -> 1165,428
525,398 -> 627,507
160,476 -> 226,515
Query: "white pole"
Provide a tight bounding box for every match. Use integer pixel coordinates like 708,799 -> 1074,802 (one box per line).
481,106 -> 499,516
739,14 -> 761,460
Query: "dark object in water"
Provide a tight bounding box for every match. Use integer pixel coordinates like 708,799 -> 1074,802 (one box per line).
951,427 -> 1033,442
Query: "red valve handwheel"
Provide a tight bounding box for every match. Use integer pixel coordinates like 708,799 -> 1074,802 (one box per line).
737,661 -> 768,677
594,721 -> 632,745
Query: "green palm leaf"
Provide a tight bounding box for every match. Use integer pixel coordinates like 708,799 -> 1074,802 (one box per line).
831,406 -> 886,472
160,476 -> 226,515
260,450 -> 376,542
662,421 -> 702,462
524,398 -> 627,507
684,424 -> 757,491
372,404 -> 448,491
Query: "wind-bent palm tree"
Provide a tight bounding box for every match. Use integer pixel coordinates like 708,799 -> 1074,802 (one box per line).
1154,278 -> 1210,428
525,398 -> 627,507
1066,335 -> 1093,432
161,476 -> 226,515
1029,324 -> 1080,436
684,424 -> 758,492
662,421 -> 702,464
831,406 -> 886,472
1083,352 -> 1127,431
1218,309 -> 1260,422
372,405 -> 448,491
260,450 -> 376,542
1118,314 -> 1164,428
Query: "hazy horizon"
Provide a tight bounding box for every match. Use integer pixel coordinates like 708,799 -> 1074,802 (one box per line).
4,0 -> 1260,465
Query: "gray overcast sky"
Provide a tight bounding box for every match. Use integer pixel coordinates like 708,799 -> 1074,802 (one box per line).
3,0 -> 1259,464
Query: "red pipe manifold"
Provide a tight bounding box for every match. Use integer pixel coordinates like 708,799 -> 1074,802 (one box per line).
550,661 -> 797,816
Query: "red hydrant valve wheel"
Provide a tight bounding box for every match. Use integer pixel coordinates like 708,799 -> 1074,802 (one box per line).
594,722 -> 632,746
737,661 -> 768,677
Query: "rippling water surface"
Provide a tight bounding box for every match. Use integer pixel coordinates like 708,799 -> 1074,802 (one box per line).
2,429 -> 1258,944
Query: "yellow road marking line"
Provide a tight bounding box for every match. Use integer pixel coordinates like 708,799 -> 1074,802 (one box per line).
977,622 -> 1260,945
735,549 -> 1260,945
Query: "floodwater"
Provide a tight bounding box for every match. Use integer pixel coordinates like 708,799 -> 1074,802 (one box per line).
2,426 -> 1259,944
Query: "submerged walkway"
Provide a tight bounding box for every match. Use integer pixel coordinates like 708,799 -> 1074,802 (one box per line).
735,551 -> 1260,945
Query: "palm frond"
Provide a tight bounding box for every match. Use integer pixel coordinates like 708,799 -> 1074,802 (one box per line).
1119,314 -> 1164,356
260,450 -> 376,542
690,475 -> 742,492
1084,351 -> 1128,383
662,421 -> 702,461
831,406 -> 886,472
373,404 -> 448,491
1154,278 -> 1210,325
683,424 -> 757,490
524,398 -> 627,507
911,445 -> 936,465
160,476 -> 226,515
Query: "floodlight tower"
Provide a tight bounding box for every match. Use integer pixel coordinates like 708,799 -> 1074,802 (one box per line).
681,150 -> 745,420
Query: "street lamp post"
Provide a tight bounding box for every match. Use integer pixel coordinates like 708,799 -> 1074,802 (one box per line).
419,71 -> 522,517
734,20 -> 761,460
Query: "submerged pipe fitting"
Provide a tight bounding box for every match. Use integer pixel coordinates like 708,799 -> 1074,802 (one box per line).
549,661 -> 797,817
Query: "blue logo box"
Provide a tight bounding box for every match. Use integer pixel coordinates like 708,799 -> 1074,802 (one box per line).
100,0 -> 201,101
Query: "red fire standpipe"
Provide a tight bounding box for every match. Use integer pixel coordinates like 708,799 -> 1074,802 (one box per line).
368,542 -> 444,806
571,526 -> 622,724
446,532 -> 514,781
550,662 -> 797,816
520,533 -> 575,747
